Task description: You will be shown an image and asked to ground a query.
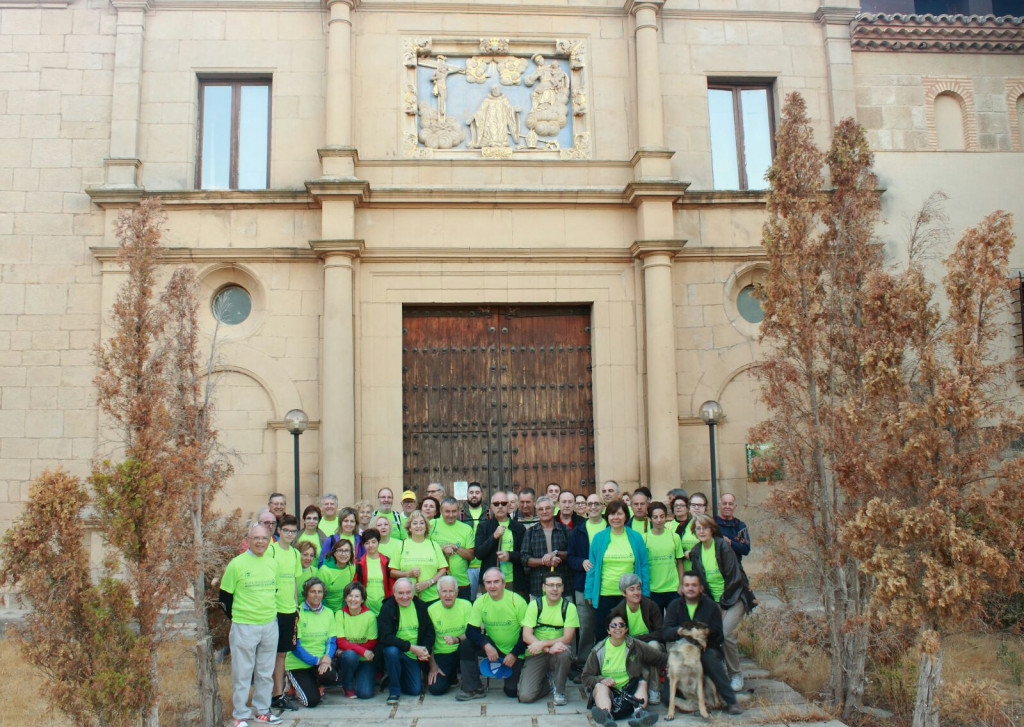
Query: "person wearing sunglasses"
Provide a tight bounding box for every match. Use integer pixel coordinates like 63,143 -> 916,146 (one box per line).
473,492 -> 526,594
581,613 -> 664,727
567,492 -> 608,682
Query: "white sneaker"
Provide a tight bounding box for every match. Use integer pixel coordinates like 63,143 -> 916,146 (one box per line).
648,688 -> 660,705
730,673 -> 744,692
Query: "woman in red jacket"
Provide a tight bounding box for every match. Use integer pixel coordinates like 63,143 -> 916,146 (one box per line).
354,528 -> 392,615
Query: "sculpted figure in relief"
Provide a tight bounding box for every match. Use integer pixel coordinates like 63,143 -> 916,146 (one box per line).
419,55 -> 465,122
468,86 -> 521,150
525,55 -> 570,138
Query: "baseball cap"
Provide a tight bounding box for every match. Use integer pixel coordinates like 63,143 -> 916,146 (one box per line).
402,490 -> 417,501
479,659 -> 513,679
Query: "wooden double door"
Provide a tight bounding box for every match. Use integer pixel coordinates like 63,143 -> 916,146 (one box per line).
402,305 -> 595,499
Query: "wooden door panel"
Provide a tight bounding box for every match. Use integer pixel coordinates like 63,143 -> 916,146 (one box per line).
403,306 -> 594,498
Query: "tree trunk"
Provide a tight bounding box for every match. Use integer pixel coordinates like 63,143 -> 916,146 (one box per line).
194,569 -> 224,727
144,651 -> 160,727
912,629 -> 943,727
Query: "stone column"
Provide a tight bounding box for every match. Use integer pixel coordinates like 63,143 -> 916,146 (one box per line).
324,0 -> 356,176
628,0 -> 670,179
631,241 -> 684,493
311,240 -> 362,505
817,6 -> 860,128
104,0 -> 148,188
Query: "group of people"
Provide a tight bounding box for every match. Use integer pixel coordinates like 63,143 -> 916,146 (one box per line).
219,481 -> 754,727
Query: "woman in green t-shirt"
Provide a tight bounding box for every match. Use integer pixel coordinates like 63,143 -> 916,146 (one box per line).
319,539 -> 356,612
687,513 -> 751,695
580,613 -> 663,727
285,577 -> 340,709
296,540 -> 319,597
334,581 -> 378,699
390,511 -> 448,605
644,501 -> 686,612
676,492 -> 708,571
298,504 -> 326,560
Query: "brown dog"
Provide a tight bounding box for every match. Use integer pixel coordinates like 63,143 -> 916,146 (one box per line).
664,621 -> 715,720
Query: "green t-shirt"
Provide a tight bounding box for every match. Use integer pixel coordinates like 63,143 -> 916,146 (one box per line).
701,543 -> 725,602
585,519 -> 607,542
469,591 -> 528,654
396,538 -> 447,602
221,551 -> 278,625
284,605 -> 336,671
268,542 -> 301,613
296,565 -> 317,599
644,529 -> 684,594
378,537 -> 403,562
465,506 -> 485,567
686,601 -> 698,620
629,518 -> 650,535
319,517 -> 340,537
374,511 -> 405,541
428,598 -> 472,655
296,531 -> 322,559
318,561 -> 355,612
396,602 -> 420,659
600,531 -> 635,597
497,521 -> 514,583
680,520 -> 700,572
522,598 -> 580,645
363,553 -> 386,615
336,607 -> 377,661
602,639 -> 629,688
625,603 -> 648,637
430,519 -> 474,586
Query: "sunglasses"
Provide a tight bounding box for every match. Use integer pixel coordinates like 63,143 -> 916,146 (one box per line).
608,622 -> 627,629
492,501 -> 509,506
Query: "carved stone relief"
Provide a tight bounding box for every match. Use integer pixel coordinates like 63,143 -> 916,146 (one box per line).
401,36 -> 592,159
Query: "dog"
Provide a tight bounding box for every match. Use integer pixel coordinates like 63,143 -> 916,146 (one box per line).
664,621 -> 718,721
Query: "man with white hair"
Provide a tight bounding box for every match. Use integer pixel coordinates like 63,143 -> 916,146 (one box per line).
220,522 -> 282,726
377,577 -> 434,705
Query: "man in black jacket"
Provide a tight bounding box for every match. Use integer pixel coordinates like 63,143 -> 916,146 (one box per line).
474,491 -> 527,598
377,578 -> 435,705
662,573 -> 741,715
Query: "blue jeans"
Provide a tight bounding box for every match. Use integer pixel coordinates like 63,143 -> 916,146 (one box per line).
650,591 -> 678,613
427,650 -> 460,696
383,645 -> 423,697
336,649 -> 376,699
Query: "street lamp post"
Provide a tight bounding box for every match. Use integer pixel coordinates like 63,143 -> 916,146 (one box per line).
284,409 -> 309,518
698,400 -> 724,519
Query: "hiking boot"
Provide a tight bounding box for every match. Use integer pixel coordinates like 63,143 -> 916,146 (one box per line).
628,708 -> 658,727
590,706 -> 615,727
270,695 -> 296,711
725,703 -> 744,715
456,687 -> 487,701
552,690 -> 568,706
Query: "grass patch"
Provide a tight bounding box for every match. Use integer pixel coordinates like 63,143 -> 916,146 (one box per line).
0,635 -> 233,726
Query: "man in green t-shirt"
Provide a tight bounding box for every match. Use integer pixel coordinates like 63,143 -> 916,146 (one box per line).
432,497 -> 476,600
219,523 -> 283,726
518,573 -> 579,705
457,567 -> 529,700
426,575 -> 472,695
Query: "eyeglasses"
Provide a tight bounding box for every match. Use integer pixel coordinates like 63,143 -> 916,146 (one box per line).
281,528 -> 298,535
259,520 -> 276,527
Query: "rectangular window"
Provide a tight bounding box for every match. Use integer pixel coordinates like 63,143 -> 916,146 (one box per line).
197,78 -> 271,190
708,82 -> 775,191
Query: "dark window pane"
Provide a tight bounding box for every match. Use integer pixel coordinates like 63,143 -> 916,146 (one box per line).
238,84 -> 269,190
213,285 -> 252,325
737,285 -> 764,324
201,85 -> 232,189
709,89 -> 740,190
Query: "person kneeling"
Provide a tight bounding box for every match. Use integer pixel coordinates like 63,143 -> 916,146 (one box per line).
518,573 -> 578,705
582,614 -> 665,727
426,576 -> 472,695
286,578 -> 340,708
457,567 -> 528,700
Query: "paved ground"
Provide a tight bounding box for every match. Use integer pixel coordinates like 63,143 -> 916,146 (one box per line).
268,658 -> 845,727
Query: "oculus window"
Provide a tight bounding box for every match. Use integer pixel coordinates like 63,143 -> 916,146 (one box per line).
212,285 -> 252,326
708,82 -> 774,191
197,78 -> 271,190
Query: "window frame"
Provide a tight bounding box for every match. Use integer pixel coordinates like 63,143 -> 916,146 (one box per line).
196,76 -> 272,191
707,79 -> 777,191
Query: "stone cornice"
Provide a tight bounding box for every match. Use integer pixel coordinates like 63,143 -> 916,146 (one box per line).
304,178 -> 371,203
91,246 -> 321,263
624,0 -> 663,17
359,247 -> 636,264
815,6 -> 859,24
309,239 -> 365,258
629,239 -> 686,259
364,185 -> 625,205
147,0 -> 320,9
269,419 -> 322,431
852,13 -> 1024,53
676,190 -> 769,207
85,188 -> 316,210
675,246 -> 767,262
623,180 -> 690,206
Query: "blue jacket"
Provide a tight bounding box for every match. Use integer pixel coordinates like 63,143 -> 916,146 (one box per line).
567,521 -> 594,593
714,515 -> 750,562
583,527 -> 650,603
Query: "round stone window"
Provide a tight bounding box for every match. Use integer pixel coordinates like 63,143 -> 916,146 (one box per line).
212,285 -> 252,325
736,284 -> 764,324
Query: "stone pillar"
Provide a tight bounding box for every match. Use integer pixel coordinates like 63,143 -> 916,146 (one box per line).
311,240 -> 363,505
631,241 -> 684,493
817,6 -> 860,128
104,0 -> 148,188
628,0 -> 670,179
324,0 -> 356,177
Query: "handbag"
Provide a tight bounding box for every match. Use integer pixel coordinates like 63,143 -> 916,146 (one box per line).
609,683 -> 644,719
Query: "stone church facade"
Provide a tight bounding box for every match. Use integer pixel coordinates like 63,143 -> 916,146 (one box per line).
2,0 -> 1023,559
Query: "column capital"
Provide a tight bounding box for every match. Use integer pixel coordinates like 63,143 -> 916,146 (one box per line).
110,0 -> 149,11
815,6 -> 859,24
630,239 -> 687,261
625,0 -> 664,16
323,0 -> 358,9
310,239 -> 365,259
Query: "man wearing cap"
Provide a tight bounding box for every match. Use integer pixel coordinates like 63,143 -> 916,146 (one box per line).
518,572 -> 578,705
401,489 -> 418,518
456,567 -> 529,700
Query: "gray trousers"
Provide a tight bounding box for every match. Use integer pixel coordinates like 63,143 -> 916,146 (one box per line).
721,600 -> 746,676
229,620 -> 279,720
573,590 -> 596,670
518,648 -> 572,703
